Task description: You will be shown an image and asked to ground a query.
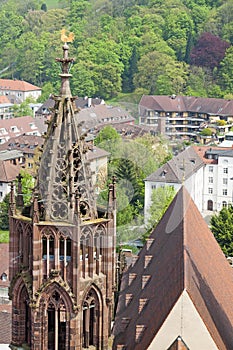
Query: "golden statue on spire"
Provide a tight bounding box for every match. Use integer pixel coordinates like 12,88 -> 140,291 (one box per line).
61,29 -> 74,43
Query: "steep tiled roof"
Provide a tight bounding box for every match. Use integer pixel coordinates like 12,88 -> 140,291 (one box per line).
193,145 -> 232,164
113,187 -> 233,350
140,95 -> 187,113
0,116 -> 41,143
0,135 -> 43,155
139,95 -> 233,117
86,146 -> 110,161
0,79 -> 41,92
0,160 -> 20,182
145,146 -> 203,183
75,104 -> 134,132
35,96 -> 103,116
0,150 -> 23,161
0,304 -> 11,344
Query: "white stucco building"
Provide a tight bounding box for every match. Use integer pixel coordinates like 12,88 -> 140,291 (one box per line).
144,145 -> 233,222
0,79 -> 41,102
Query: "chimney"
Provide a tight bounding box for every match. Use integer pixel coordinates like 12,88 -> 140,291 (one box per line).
88,97 -> 92,108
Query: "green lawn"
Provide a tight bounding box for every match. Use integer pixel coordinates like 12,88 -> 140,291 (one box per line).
0,230 -> 9,243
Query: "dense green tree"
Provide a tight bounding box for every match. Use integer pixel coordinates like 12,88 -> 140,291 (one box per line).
218,46 -> 233,93
185,66 -> 209,96
164,8 -> 194,60
210,205 -> 233,256
143,185 -> 176,240
13,98 -> 34,117
0,10 -> 23,48
15,170 -> 35,206
200,128 -> 213,136
0,194 -> 10,231
122,46 -> 138,92
134,51 -> 188,94
95,125 -> 121,145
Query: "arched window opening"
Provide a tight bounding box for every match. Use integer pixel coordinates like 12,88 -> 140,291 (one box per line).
67,238 -> 71,261
47,291 -> 69,350
42,234 -> 55,278
222,201 -> 227,208
49,236 -> 55,260
82,288 -> 100,349
1,272 -> 7,281
42,237 -> 47,259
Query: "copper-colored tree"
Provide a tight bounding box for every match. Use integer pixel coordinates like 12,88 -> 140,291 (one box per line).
190,32 -> 230,70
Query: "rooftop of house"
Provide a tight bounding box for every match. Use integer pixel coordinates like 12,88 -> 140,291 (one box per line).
86,146 -> 110,161
0,303 -> 11,344
0,160 -> 20,182
113,187 -> 233,350
0,149 -> 24,161
0,79 -> 41,92
35,96 -> 104,116
75,104 -> 134,133
0,135 -> 43,155
0,116 -> 41,143
0,95 -> 12,104
193,145 -> 233,164
139,94 -> 233,117
145,146 -> 204,183
96,122 -> 157,139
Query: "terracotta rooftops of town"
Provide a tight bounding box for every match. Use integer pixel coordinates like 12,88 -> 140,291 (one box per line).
113,186 -> 233,350
0,160 -> 20,182
145,146 -> 203,183
0,79 -> 41,92
0,116 -> 40,141
193,145 -> 233,164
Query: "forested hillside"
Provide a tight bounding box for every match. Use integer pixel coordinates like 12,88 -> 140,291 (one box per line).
1,0 -> 233,101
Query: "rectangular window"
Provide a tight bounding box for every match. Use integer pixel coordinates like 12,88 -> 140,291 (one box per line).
223,178 -> 228,185
208,188 -> 213,194
0,192 -> 2,197
223,168 -> 228,174
209,166 -> 213,172
0,182 -> 2,186
208,177 -> 213,183
223,189 -> 228,196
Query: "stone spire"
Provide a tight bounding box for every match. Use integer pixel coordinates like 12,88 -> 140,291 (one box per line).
36,36 -> 97,223
56,40 -> 74,97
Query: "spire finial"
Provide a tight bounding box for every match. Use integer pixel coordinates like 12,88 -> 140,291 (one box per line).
56,29 -> 75,96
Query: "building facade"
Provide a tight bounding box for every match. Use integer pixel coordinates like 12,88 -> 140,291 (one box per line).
9,42 -> 116,350
144,146 -> 233,221
139,95 -> 233,139
0,79 -> 41,102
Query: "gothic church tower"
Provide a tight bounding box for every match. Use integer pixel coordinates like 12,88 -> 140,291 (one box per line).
9,38 -> 116,350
